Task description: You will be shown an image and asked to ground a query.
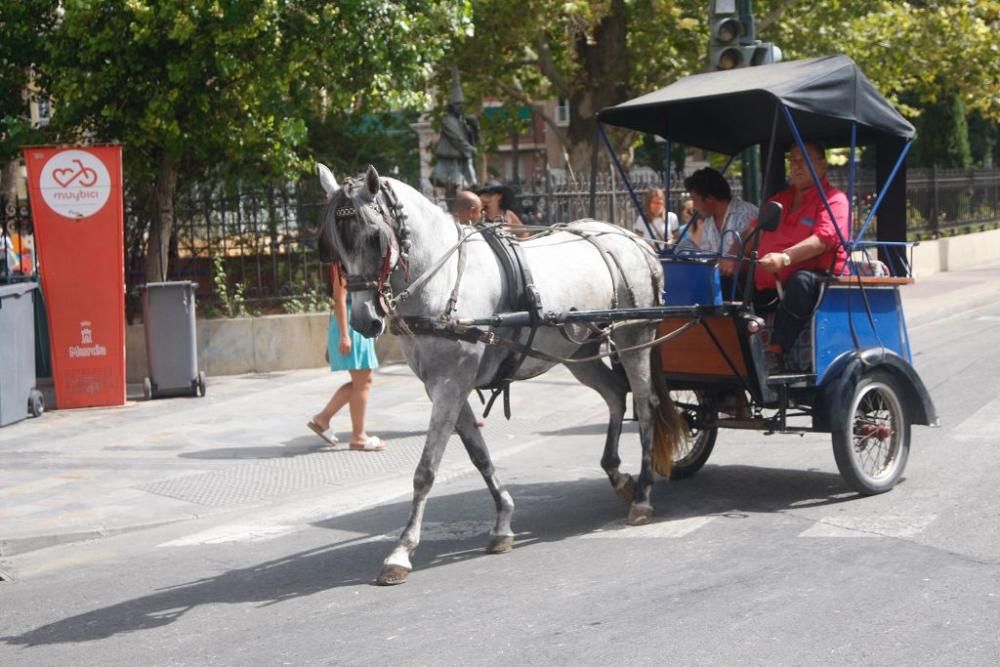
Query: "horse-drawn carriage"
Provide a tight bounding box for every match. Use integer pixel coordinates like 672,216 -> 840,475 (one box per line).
596,55 -> 939,494
317,55 -> 938,585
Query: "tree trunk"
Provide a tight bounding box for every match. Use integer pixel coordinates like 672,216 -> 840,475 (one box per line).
1,159 -> 19,205
146,155 -> 177,283
566,0 -> 632,176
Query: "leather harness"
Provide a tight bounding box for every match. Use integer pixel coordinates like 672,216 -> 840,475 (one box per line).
473,223 -> 545,418
328,179 -> 652,419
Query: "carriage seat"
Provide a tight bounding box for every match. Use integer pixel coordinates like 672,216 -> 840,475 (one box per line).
825,258 -> 914,286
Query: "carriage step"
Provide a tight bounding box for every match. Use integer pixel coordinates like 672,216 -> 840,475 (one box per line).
766,371 -> 814,386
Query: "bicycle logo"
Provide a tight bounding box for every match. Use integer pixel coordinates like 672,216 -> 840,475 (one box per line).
52,159 -> 99,188
39,149 -> 112,220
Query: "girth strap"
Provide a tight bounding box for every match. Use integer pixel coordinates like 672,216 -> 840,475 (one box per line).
475,225 -> 544,418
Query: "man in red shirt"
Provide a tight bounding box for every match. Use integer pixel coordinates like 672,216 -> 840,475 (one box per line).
734,141 -> 850,371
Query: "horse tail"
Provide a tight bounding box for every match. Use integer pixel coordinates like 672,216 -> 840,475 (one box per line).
650,344 -> 685,478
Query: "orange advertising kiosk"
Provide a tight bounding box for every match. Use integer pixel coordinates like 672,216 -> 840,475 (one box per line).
23,146 -> 126,408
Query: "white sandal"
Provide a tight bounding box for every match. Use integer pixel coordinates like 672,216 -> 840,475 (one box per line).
307,421 -> 338,446
349,435 -> 385,452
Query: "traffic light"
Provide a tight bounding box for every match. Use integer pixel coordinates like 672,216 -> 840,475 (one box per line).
709,0 -> 748,71
750,42 -> 782,66
709,0 -> 782,71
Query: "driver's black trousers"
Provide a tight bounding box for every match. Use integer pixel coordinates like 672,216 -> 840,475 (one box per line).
753,270 -> 823,351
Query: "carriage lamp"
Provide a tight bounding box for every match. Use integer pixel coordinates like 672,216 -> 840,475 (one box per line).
745,316 -> 764,334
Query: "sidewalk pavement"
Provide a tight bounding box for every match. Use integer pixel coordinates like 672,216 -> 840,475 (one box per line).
1,262 -> 998,558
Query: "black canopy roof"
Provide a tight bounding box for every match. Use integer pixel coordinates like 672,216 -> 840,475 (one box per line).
598,55 -> 915,155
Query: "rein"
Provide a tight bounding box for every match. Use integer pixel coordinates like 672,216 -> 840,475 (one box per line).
394,315 -> 699,366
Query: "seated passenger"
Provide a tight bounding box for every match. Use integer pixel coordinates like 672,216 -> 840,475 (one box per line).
723,141 -> 850,372
681,168 -> 758,255
633,187 -> 678,248
452,189 -> 483,225
674,213 -> 706,254
478,179 -> 527,238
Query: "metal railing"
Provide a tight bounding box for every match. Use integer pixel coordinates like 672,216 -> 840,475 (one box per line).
8,166 -> 999,314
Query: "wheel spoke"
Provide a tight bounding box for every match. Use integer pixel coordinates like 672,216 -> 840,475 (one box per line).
850,385 -> 901,479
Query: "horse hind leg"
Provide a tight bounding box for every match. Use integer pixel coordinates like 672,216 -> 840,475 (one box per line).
565,355 -> 634,503
455,400 -> 515,554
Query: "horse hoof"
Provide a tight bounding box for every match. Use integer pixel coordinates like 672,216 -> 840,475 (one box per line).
376,564 -> 411,586
615,476 -> 635,504
626,504 -> 653,526
486,535 -> 514,554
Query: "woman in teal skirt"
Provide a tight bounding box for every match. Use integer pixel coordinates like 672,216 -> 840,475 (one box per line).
307,263 -> 384,451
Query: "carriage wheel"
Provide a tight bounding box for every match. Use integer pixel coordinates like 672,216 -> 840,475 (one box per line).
832,370 -> 910,495
654,390 -> 718,480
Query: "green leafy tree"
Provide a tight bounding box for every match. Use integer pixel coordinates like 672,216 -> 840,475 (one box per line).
912,91 -> 972,168
308,111 -> 422,186
0,0 -> 59,198
758,0 -> 1000,121
44,1 -> 310,281
41,0 -> 463,282
968,112 -> 998,168
443,0 -> 704,172
445,0 -> 999,174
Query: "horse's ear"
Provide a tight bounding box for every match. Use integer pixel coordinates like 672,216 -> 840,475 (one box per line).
365,165 -> 380,198
317,163 -> 338,200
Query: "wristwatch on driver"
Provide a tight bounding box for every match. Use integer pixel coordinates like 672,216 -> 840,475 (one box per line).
780,252 -> 792,267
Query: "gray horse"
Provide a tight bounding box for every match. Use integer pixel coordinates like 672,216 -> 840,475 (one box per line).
317,164 -> 684,585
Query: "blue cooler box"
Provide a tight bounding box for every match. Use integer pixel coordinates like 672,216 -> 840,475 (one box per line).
661,256 -> 722,306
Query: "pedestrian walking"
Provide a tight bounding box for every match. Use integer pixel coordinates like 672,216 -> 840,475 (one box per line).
307,262 -> 384,451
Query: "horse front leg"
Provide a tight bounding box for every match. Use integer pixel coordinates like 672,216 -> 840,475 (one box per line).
377,391 -> 464,585
454,400 -> 515,553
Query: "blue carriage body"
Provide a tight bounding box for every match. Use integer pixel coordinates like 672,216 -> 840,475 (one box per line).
812,284 -> 911,384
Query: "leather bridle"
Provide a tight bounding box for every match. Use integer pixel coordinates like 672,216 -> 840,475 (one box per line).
328,178 -> 410,314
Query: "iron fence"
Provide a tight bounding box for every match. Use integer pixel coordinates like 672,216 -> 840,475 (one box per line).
0,195 -> 35,283
7,166 -> 999,313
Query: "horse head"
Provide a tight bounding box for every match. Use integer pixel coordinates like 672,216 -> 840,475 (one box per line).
317,163 -> 400,338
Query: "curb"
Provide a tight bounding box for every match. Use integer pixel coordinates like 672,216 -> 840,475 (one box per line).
0,519 -> 188,558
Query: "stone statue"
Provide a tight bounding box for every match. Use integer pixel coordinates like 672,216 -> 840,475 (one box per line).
430,70 -> 479,193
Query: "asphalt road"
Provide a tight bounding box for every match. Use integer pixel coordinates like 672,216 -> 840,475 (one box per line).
1,297 -> 999,665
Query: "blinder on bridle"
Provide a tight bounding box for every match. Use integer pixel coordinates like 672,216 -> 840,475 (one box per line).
320,169 -> 410,309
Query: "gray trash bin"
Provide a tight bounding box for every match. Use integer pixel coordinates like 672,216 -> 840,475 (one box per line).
0,281 -> 44,426
140,281 -> 205,399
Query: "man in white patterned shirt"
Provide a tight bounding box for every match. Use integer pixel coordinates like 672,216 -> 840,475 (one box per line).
680,167 -> 759,299
682,167 -> 758,260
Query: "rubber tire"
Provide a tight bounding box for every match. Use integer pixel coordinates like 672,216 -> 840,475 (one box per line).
832,370 -> 911,495
196,371 -> 207,397
664,390 -> 718,480
143,377 -> 153,401
28,390 -> 44,418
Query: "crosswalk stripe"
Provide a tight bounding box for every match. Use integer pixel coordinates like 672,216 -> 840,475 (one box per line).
581,516 -> 714,539
799,514 -> 937,538
952,394 -> 1000,441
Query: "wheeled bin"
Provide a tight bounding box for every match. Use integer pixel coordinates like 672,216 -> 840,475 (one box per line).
140,281 -> 205,399
0,281 -> 44,425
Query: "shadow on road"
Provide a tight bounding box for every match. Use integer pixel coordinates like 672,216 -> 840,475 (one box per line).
1,464 -> 857,647
179,430 -> 428,460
